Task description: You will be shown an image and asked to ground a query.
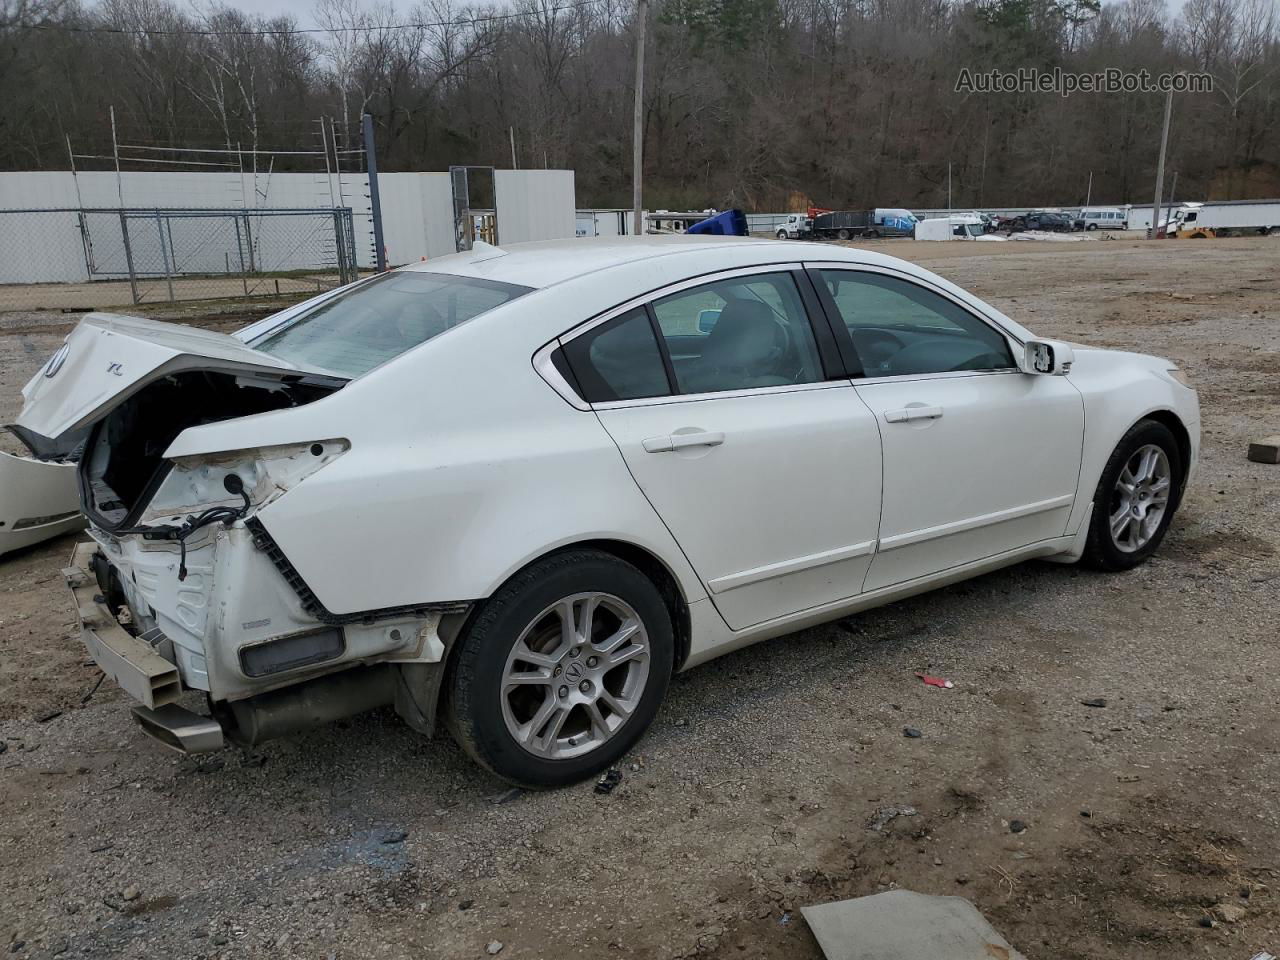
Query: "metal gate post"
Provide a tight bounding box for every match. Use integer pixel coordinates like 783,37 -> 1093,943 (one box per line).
75,210 -> 95,277
118,210 -> 140,304
333,209 -> 347,284
363,113 -> 387,271
233,216 -> 249,296
155,209 -> 175,302
243,214 -> 257,274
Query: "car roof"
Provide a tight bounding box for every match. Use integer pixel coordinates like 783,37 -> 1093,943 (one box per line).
396,234 -> 919,291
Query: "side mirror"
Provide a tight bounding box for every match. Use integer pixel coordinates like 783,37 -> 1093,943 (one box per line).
1023,339 -> 1074,376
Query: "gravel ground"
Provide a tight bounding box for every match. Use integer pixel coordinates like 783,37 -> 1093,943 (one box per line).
2,236 -> 1278,960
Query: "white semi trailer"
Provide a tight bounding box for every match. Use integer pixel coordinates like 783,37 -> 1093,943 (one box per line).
1160,199 -> 1280,238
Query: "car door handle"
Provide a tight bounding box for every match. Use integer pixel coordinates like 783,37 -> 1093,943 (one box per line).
642,431 -> 725,453
884,405 -> 944,423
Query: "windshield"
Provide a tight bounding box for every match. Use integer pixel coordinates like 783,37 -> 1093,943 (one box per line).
250,271 -> 533,378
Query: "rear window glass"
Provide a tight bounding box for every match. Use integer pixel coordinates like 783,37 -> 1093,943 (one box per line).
250,271 -> 532,378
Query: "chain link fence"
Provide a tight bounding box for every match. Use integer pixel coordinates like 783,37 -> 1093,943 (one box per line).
0,207 -> 358,311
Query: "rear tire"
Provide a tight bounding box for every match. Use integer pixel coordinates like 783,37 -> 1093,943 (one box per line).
1082,419 -> 1183,572
837,228 -> 851,240
446,549 -> 674,788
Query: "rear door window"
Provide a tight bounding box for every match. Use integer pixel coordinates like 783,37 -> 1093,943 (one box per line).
561,307 -> 672,402
649,272 -> 825,395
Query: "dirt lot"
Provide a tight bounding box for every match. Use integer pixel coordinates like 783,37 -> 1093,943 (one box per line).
2,236 -> 1279,960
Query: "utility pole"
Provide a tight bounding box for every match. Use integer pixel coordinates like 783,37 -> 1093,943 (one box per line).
1085,170 -> 1092,210
509,127 -> 518,169
1149,87 -> 1173,239
363,113 -> 387,271
1166,170 -> 1178,226
947,162 -> 952,215
631,0 -> 648,236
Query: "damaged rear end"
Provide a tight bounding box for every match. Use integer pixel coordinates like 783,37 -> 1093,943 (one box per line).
14,310 -> 465,754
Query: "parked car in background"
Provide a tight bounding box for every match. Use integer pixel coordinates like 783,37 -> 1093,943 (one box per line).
1005,211 -> 1073,233
14,235 -> 1199,788
1074,207 -> 1128,231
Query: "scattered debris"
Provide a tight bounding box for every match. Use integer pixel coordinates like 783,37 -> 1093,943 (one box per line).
801,889 -> 1027,960
594,768 -> 623,795
79,672 -> 106,704
1009,819 -> 1027,834
915,673 -> 954,689
1214,902 -> 1247,923
1247,436 -> 1280,464
1198,914 -> 1217,929
778,911 -> 793,926
1079,698 -> 1108,708
34,709 -> 63,723
1117,774 -> 1142,783
380,829 -> 409,845
868,805 -> 918,831
1248,953 -> 1276,960
458,899 -> 475,911
903,727 -> 923,739
121,886 -> 140,902
486,941 -> 504,955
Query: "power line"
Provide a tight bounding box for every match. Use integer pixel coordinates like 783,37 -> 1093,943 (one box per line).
22,0 -> 609,38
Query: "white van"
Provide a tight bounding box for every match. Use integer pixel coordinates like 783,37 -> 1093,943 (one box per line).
1075,207 -> 1128,231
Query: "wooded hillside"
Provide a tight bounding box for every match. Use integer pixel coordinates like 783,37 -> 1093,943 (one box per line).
1,0 -> 1276,209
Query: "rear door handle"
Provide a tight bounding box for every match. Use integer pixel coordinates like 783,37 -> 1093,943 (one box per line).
642,431 -> 725,453
884,405 -> 943,423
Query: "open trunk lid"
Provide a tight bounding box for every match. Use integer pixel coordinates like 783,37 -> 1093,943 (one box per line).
11,313 -> 330,455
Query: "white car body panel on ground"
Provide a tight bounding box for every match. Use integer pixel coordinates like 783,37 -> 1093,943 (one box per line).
9,235 -> 1201,776
0,452 -> 85,557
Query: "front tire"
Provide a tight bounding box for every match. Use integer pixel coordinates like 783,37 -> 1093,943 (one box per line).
446,549 -> 674,788
776,230 -> 787,240
1082,419 -> 1183,571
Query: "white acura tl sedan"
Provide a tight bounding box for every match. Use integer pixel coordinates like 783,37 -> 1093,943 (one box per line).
13,236 -> 1199,787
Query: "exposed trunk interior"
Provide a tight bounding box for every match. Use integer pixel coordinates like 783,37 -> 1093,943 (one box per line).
82,371 -> 341,530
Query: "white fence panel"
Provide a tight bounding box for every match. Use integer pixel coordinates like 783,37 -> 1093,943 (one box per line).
495,170 -> 576,244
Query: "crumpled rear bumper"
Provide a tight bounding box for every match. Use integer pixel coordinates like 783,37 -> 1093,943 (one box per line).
66,540 -> 227,753
65,540 -> 181,709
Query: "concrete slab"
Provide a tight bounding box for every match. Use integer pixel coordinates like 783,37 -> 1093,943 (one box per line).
801,889 -> 1027,960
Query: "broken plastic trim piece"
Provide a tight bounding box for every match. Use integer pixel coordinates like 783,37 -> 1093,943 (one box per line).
244,517 -> 471,626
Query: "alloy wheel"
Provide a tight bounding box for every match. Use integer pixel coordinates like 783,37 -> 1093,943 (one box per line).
500,593 -> 650,760
1109,443 -> 1171,553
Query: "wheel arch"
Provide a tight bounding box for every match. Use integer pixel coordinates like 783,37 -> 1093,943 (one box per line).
447,538 -> 694,677
1141,408 -> 1192,492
